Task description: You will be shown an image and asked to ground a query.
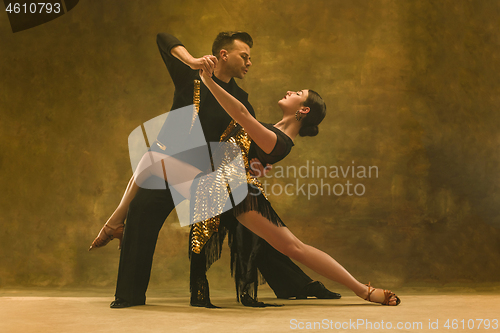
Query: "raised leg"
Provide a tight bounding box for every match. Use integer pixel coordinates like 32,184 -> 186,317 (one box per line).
89,175 -> 138,250
90,151 -> 201,250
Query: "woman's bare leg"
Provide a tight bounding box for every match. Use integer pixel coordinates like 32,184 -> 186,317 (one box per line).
90,151 -> 201,249
110,151 -> 202,222
133,151 -> 202,199
237,211 -> 399,305
98,152 -> 169,231
102,175 -> 139,229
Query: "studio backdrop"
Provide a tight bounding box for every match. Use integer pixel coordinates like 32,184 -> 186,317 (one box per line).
0,0 -> 499,291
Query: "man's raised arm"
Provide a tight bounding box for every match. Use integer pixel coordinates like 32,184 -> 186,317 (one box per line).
156,33 -> 217,78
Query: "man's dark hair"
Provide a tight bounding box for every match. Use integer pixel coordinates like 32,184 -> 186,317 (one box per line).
212,31 -> 253,58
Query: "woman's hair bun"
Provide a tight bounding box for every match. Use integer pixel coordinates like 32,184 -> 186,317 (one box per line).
299,90 -> 326,137
299,125 -> 319,137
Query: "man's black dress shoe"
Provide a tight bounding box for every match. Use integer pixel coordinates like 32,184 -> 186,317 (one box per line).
296,281 -> 342,299
110,298 -> 143,308
190,299 -> 221,308
240,293 -> 283,307
190,276 -> 221,308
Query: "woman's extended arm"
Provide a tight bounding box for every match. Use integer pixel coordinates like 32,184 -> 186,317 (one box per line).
200,69 -> 277,154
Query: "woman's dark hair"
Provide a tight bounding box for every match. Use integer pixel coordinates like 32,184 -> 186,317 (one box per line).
212,31 -> 253,59
299,90 -> 326,137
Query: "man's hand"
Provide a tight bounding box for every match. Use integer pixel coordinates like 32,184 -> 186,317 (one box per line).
190,55 -> 218,76
249,158 -> 272,177
170,45 -> 217,74
199,55 -> 218,85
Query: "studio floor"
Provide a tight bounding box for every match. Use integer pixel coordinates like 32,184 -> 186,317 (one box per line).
1,287 -> 500,333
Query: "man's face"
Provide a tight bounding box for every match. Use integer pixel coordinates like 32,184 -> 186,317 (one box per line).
223,39 -> 252,79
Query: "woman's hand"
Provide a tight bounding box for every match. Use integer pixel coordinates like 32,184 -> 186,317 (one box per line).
196,55 -> 218,82
249,158 -> 272,177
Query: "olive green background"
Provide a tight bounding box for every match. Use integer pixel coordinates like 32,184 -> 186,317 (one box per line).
1,0 -> 499,293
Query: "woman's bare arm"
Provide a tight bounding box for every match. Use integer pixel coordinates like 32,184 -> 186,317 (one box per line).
200,69 -> 277,154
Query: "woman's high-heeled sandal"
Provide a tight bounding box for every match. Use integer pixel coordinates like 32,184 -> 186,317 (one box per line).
364,282 -> 401,306
89,224 -> 124,251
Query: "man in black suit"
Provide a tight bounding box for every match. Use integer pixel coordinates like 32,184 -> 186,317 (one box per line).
110,31 -> 340,308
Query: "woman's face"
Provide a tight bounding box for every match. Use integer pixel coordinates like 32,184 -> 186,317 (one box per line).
278,90 -> 309,112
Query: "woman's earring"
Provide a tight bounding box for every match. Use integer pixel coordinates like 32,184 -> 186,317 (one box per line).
295,110 -> 302,121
